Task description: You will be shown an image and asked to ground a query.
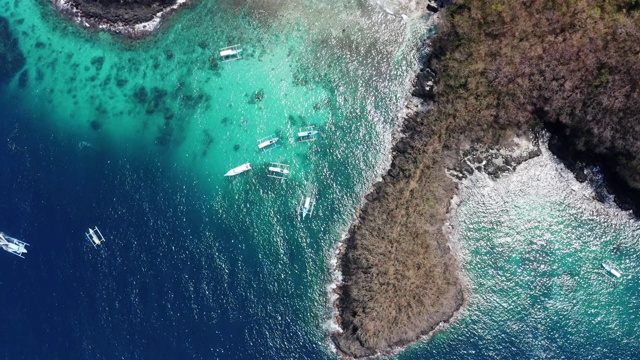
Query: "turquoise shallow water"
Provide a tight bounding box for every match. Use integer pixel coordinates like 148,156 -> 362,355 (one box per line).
0,0 -> 430,359
2,1 -> 640,359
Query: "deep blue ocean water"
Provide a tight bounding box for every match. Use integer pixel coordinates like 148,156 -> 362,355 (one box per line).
2,1 -> 640,360
0,95 -> 332,359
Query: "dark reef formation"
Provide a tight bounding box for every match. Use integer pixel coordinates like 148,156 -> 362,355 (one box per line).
52,0 -> 188,37
67,0 -> 176,25
0,16 -> 26,85
334,0 -> 640,357
546,123 -> 640,215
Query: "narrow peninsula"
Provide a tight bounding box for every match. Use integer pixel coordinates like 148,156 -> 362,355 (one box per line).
333,0 -> 640,357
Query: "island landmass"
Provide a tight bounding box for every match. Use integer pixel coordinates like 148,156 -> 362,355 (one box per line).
333,0 -> 640,357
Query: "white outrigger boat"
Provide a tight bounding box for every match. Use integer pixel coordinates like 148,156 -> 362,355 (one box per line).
297,126 -> 319,142
225,163 -> 252,176
602,263 -> 621,278
219,44 -> 243,62
267,162 -> 290,179
298,196 -> 316,219
86,227 -> 106,248
0,232 -> 28,258
258,137 -> 279,149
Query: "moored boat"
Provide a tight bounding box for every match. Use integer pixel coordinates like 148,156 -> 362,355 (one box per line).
225,163 -> 252,176
258,137 -> 279,149
299,196 -> 316,219
297,130 -> 319,138
267,162 -> 290,179
85,227 -> 106,248
268,166 -> 290,174
297,126 -> 319,142
602,263 -> 621,278
219,44 -> 243,61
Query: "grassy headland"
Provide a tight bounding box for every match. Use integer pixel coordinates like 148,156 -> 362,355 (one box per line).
333,0 -> 640,357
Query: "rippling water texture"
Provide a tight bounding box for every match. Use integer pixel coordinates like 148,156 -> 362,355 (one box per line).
0,0 -> 431,359
3,1 -> 638,359
400,146 -> 640,359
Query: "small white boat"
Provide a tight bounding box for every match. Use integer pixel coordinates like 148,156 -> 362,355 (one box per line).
298,126 -> 319,142
85,227 -> 106,248
258,137 -> 279,149
219,44 -> 243,61
225,163 -> 252,176
602,263 -> 621,278
267,162 -> 290,179
0,232 -> 28,258
297,130 -> 318,138
268,166 -> 290,174
299,196 -> 316,219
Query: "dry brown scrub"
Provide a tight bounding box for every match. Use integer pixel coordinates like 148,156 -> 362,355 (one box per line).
429,0 -> 640,190
332,99 -> 466,357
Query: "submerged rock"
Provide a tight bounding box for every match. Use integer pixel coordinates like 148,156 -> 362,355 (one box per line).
0,16 -> 26,85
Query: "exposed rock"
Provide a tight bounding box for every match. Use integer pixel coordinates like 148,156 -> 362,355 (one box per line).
448,135 -> 541,181
545,122 -> 640,215
426,0 -> 440,13
52,0 -> 190,38
333,65 -> 465,358
411,68 -> 436,99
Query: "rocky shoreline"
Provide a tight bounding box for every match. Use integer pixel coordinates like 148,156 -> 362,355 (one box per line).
331,82 -> 463,358
51,0 -> 190,38
330,67 -> 543,357
544,123 -> 640,216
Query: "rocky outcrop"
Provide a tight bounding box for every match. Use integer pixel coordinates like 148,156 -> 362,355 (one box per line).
410,67 -> 435,99
0,16 -> 26,85
545,122 -> 640,215
52,0 -> 190,37
334,0 -> 640,358
447,136 -> 541,182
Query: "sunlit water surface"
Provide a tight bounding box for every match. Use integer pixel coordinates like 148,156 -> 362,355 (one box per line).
1,1 -> 639,359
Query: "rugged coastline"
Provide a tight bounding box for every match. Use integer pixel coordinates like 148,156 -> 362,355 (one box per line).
51,0 -> 189,38
331,87 -> 464,358
330,73 -> 542,357
333,0 -> 640,357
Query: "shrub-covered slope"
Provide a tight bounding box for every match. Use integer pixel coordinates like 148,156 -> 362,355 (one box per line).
430,0 -> 640,195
